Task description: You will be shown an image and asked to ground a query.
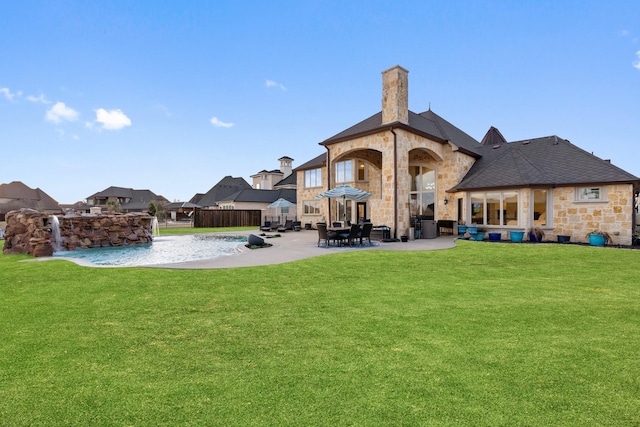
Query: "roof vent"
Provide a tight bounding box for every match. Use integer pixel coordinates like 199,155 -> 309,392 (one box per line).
523,140 -> 530,145
493,144 -> 500,149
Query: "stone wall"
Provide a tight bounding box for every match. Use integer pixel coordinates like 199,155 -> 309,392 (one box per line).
2,209 -> 155,257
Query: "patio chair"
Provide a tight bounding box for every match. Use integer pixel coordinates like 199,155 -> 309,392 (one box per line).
277,220 -> 293,232
339,223 -> 361,246
317,223 -> 338,247
358,222 -> 373,246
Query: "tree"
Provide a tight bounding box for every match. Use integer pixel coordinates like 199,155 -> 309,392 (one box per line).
148,200 -> 165,220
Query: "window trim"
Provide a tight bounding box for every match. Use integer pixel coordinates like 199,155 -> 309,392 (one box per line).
575,186 -> 607,203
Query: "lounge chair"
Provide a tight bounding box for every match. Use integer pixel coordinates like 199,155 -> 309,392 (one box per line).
277,220 -> 293,232
259,221 -> 272,232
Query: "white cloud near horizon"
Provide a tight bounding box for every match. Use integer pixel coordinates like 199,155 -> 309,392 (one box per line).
210,116 -> 234,128
634,51 -> 640,70
1,87 -> 21,101
46,102 -> 79,123
265,79 -> 286,91
95,108 -> 132,130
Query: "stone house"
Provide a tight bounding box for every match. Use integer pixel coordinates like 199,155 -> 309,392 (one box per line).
295,65 -> 639,245
86,186 -> 169,213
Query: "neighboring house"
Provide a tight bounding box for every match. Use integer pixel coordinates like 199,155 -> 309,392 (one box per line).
295,65 -> 639,245
217,187 -> 297,215
164,201 -> 201,221
0,181 -> 62,221
191,176 -> 253,209
250,156 -> 294,190
86,186 -> 168,213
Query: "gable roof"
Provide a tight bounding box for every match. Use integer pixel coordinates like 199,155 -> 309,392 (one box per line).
320,109 -> 481,156
194,176 -> 252,207
0,181 -> 61,212
86,186 -> 167,210
274,171 -> 296,188
480,126 -> 508,146
451,135 -> 640,191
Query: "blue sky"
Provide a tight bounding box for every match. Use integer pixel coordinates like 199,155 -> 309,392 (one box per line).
2,1 -> 639,204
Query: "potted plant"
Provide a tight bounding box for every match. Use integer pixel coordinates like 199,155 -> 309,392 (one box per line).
557,234 -> 571,243
586,230 -> 612,247
528,227 -> 545,243
457,220 -> 467,236
472,226 -> 486,241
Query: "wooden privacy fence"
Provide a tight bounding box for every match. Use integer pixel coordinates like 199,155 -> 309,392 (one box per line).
193,209 -> 262,228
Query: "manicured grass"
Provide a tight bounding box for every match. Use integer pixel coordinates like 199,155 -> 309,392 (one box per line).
1,240 -> 639,425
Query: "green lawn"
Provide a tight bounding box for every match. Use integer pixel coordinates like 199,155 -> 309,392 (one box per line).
1,238 -> 639,426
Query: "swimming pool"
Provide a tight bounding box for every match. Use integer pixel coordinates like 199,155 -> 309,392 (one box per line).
53,234 -> 248,267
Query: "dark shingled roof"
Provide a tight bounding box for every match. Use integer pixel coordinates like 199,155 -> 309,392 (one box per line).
450,136 -> 640,191
320,109 -> 481,155
0,181 -> 61,213
294,153 -> 326,171
480,126 -> 508,146
219,188 -> 297,204
194,176 -> 252,207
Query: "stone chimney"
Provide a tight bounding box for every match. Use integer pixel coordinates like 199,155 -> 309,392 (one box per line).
279,156 -> 293,178
381,65 -> 409,125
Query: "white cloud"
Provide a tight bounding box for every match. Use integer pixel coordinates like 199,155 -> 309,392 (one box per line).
46,102 -> 79,123
95,108 -> 132,130
265,79 -> 287,91
1,87 -> 21,101
634,51 -> 640,70
26,93 -> 50,104
210,116 -> 234,128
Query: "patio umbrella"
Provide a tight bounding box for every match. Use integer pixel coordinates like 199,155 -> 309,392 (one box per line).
316,185 -> 372,222
267,198 -> 295,209
316,185 -> 372,202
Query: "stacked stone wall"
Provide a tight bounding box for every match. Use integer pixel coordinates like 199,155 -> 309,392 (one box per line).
2,209 -> 154,257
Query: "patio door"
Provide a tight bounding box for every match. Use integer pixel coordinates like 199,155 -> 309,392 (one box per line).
357,202 -> 367,222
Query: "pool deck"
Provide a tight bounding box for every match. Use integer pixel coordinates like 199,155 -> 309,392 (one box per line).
145,229 -> 458,269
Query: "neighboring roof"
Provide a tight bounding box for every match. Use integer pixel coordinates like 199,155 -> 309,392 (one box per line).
0,181 -> 61,212
165,201 -> 202,210
320,109 -> 481,156
294,153 -> 326,171
218,188 -> 297,205
250,169 -> 283,178
480,126 -> 508,146
194,176 -> 252,207
274,172 -> 296,188
86,186 -> 168,210
450,136 -> 640,191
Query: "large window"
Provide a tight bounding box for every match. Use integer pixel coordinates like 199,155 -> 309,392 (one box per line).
409,165 -> 435,219
533,189 -> 549,227
303,200 -> 321,215
470,191 -> 519,226
335,160 -> 353,183
356,160 -> 366,181
304,169 -> 322,188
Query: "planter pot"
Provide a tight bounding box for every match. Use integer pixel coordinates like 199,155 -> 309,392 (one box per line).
467,226 -> 478,235
488,232 -> 501,242
457,225 -> 467,236
510,230 -> 525,243
528,232 -> 543,243
557,235 -> 571,244
472,232 -> 485,241
400,235 -> 408,242
588,233 -> 606,247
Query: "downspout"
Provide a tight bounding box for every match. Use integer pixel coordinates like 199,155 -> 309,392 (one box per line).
390,127 -> 398,239
324,146 -> 332,223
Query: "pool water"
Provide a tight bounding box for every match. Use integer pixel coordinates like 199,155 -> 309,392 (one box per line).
53,234 -> 248,267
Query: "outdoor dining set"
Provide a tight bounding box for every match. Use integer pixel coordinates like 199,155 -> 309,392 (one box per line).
317,222 -> 373,248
